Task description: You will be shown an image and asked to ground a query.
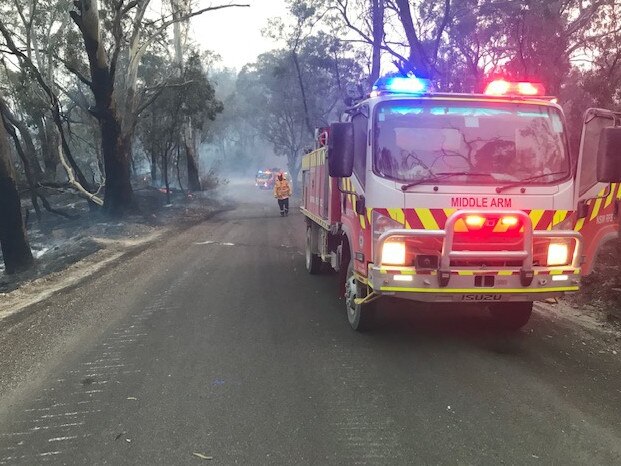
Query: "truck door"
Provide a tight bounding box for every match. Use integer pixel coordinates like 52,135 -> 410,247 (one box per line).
575,108 -> 621,274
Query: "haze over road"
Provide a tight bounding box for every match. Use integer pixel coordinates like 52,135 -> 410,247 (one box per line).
0,183 -> 620,465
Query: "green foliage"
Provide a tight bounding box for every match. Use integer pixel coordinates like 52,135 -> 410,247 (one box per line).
137,51 -> 222,186
234,35 -> 363,181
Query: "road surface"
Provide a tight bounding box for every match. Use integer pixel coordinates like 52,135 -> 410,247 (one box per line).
0,183 -> 620,465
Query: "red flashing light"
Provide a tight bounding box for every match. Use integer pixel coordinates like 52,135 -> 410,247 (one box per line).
484,80 -> 545,97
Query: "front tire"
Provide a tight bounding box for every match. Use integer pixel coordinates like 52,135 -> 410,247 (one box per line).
305,226 -> 322,274
345,261 -> 375,331
489,302 -> 533,331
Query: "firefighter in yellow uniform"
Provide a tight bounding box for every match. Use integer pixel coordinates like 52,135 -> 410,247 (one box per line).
273,172 -> 292,217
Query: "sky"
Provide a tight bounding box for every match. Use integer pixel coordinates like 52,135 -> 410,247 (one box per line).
189,0 -> 288,70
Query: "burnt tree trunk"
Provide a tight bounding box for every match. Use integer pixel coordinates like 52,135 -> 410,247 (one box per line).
150,151 -> 157,185
0,98 -> 44,183
71,0 -> 134,216
185,137 -> 201,191
43,118 -> 60,180
163,149 -> 171,204
0,115 -> 34,274
2,114 -> 43,221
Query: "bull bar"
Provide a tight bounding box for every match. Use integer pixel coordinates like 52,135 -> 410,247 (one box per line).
373,210 -> 583,290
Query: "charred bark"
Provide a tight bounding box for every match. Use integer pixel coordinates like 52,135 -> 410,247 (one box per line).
43,118 -> 60,180
2,114 -> 43,221
150,151 -> 157,185
0,115 -> 34,274
185,139 -> 201,191
71,0 -> 134,216
0,98 -> 44,183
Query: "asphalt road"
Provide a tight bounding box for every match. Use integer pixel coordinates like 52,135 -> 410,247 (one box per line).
0,183 -> 620,465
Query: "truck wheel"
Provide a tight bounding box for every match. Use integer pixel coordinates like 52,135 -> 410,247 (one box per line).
489,302 -> 533,331
345,261 -> 375,331
305,226 -> 322,274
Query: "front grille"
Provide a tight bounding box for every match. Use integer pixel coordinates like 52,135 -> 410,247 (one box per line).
450,259 -> 525,267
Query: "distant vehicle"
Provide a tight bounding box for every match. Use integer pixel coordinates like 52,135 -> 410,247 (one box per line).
255,169 -> 288,189
255,170 -> 274,189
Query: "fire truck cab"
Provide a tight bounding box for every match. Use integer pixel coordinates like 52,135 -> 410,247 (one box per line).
301,76 -> 621,331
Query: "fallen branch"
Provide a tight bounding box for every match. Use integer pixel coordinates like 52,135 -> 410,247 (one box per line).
57,137 -> 103,206
37,193 -> 80,219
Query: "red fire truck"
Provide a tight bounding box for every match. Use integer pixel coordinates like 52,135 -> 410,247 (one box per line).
301,76 -> 621,331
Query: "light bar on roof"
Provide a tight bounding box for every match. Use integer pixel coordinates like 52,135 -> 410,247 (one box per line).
372,76 -> 431,96
484,79 -> 546,97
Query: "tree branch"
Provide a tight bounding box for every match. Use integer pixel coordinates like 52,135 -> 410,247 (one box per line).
55,53 -> 93,88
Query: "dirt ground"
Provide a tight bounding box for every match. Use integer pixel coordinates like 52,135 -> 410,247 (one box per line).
0,187 -> 227,294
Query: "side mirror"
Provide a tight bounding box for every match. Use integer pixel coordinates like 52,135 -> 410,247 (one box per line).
597,127 -> 621,182
328,122 -> 354,178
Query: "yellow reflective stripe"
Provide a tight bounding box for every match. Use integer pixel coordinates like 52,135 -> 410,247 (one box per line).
379,269 -> 436,276
386,208 -> 405,225
552,210 -> 568,226
549,270 -> 565,275
529,210 -> 544,229
574,217 -> 586,231
367,208 -> 372,223
457,271 -> 474,276
498,271 -> 514,276
380,269 -> 418,275
443,208 -> 456,217
359,215 -> 366,229
379,287 -> 579,293
605,183 -> 616,208
416,208 -> 439,230
590,197 -> 604,220
302,148 -> 327,169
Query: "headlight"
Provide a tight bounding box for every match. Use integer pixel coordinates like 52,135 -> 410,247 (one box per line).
547,243 -> 569,266
373,211 -> 403,240
382,241 -> 406,265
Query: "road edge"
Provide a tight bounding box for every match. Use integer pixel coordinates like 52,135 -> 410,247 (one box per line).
0,208 -> 225,328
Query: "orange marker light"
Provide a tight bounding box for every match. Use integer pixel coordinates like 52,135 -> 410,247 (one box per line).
517,82 -> 539,95
484,80 -> 511,96
501,216 -> 519,227
484,80 -> 546,96
465,215 -> 486,228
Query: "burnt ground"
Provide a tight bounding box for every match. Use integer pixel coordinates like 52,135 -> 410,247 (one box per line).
0,186 -> 228,294
565,241 -> 621,328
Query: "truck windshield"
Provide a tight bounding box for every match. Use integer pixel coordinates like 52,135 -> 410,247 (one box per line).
374,100 -> 570,184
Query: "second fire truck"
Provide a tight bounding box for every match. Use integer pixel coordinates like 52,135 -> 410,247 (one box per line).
301,76 -> 621,331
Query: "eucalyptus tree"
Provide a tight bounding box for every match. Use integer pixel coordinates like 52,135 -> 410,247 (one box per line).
137,52 -> 222,197
0,110 -> 33,275
68,0 -> 248,214
239,36 -> 362,186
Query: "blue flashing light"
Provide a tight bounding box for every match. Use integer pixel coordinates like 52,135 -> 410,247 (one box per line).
372,76 -> 430,95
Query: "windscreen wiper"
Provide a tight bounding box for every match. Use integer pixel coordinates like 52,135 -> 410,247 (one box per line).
495,171 -> 569,194
401,172 -> 495,191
